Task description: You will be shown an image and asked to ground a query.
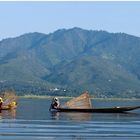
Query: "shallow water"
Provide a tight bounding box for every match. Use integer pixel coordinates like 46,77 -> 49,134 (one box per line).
0,98 -> 140,140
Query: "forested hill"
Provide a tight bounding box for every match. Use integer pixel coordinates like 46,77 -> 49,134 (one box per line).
0,27 -> 140,98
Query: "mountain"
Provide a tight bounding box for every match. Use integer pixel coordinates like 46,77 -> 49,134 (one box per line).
0,27 -> 140,98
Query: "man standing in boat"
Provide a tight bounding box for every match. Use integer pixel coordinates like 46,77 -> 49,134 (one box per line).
50,97 -> 60,110
0,97 -> 3,109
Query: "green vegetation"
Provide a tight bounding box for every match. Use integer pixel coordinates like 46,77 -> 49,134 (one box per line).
0,28 -> 140,98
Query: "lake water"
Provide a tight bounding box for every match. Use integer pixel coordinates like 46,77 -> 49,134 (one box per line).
0,98 -> 140,140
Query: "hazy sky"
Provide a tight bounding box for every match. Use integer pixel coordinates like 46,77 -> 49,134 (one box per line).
0,1 -> 140,40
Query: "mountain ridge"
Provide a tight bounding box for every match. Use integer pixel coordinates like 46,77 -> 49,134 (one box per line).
0,27 -> 140,98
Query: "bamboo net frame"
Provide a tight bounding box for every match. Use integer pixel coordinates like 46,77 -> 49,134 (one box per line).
62,91 -> 92,109
0,91 -> 17,106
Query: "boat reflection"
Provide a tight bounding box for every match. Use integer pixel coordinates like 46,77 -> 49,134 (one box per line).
0,109 -> 16,119
51,111 -> 92,121
50,111 -> 140,121
63,112 -> 92,120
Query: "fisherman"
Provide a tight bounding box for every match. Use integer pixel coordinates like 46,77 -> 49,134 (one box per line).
0,97 -> 3,109
50,97 -> 60,110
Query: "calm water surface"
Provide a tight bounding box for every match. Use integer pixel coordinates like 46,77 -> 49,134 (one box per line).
0,98 -> 140,140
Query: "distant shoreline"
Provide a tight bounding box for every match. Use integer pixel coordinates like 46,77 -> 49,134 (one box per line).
19,95 -> 140,100
19,95 -> 72,99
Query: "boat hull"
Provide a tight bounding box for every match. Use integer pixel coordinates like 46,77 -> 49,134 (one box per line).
51,106 -> 140,113
0,105 -> 17,111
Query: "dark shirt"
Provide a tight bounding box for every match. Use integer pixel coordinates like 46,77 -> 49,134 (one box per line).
0,102 -> 2,109
51,101 -> 59,109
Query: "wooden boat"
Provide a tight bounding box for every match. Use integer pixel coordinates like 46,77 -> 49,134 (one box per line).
50,92 -> 140,113
0,103 -> 17,111
1,106 -> 14,110
52,106 -> 140,113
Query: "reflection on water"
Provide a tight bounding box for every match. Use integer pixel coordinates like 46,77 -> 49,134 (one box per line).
51,111 -> 140,122
51,111 -> 92,121
0,109 -> 16,119
51,111 -> 60,120
62,112 -> 92,121
0,98 -> 140,140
